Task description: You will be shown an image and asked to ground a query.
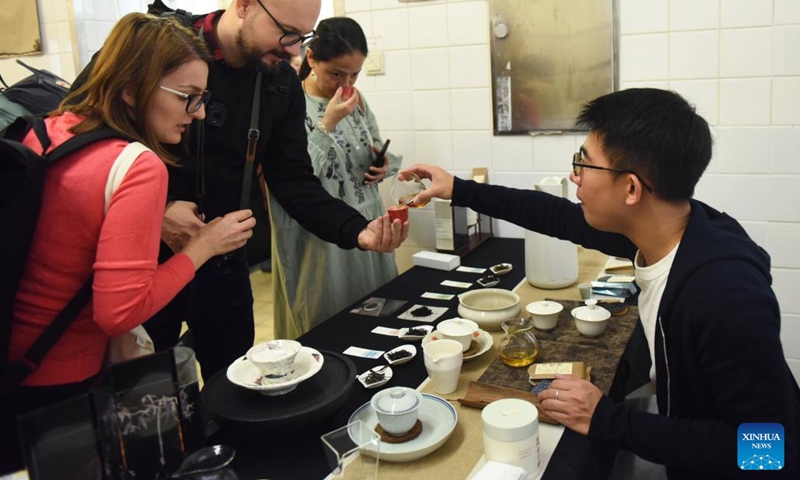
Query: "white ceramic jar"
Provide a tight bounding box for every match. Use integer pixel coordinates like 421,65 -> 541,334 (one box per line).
481,398 -> 541,479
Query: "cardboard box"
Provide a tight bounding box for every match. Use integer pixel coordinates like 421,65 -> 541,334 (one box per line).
412,250 -> 460,271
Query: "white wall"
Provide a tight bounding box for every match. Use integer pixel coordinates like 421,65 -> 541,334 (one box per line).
345,0 -> 800,380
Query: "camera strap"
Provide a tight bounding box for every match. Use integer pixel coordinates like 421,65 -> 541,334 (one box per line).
238,71 -> 262,211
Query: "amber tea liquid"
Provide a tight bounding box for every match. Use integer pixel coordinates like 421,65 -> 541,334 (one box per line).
398,194 -> 430,208
500,347 -> 538,367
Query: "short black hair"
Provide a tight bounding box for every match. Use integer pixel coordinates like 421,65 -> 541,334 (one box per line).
299,17 -> 368,81
575,88 -> 712,201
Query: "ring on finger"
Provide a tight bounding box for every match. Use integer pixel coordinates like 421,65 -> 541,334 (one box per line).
555,389 -> 561,401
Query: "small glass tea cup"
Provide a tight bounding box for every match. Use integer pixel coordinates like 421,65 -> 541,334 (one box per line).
390,173 -> 429,208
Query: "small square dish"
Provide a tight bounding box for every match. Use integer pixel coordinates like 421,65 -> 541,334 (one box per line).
357,365 -> 393,389
398,325 -> 434,341
383,345 -> 417,365
477,274 -> 500,288
489,263 -> 513,276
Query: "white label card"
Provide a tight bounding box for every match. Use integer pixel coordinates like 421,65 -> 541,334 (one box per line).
343,346 -> 385,359
371,326 -> 400,337
421,292 -> 456,300
440,280 -> 472,289
532,363 -> 574,375
456,266 -> 486,274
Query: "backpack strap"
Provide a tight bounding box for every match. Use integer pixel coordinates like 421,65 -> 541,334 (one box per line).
46,126 -> 131,163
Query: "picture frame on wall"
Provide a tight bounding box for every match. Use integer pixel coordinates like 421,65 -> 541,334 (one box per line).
0,0 -> 43,57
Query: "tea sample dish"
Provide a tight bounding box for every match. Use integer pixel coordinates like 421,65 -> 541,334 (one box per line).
489,263 -> 513,276
226,347 -> 324,396
348,393 -> 457,462
421,329 -> 493,361
398,325 -> 434,341
383,345 -> 417,366
357,365 -> 393,389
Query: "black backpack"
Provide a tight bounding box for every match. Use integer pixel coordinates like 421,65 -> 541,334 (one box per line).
0,60 -> 71,131
0,117 -> 127,395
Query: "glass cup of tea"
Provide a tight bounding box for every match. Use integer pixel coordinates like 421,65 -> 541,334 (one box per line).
390,173 -> 429,208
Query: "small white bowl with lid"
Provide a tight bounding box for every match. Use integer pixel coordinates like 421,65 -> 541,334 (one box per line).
246,339 -> 302,383
525,300 -> 564,331
370,386 -> 423,436
571,299 -> 611,338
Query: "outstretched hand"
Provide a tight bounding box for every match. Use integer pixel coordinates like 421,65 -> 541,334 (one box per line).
399,164 -> 455,207
357,213 -> 409,253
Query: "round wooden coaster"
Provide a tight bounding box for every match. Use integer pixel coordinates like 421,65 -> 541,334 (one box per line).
375,419 -> 423,444
463,339 -> 480,357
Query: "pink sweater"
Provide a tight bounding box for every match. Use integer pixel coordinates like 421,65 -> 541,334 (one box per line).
10,112 -> 196,386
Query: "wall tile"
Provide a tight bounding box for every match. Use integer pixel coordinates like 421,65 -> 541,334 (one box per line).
408,5 -> 448,48
414,131 -> 453,170
620,81 -> 670,90
355,73 -> 376,94
447,1 -> 489,46
770,127 -> 800,174
714,127 -> 770,174
768,176 -> 800,222
450,89 -> 491,130
372,8 -> 409,50
491,136 -> 533,172
413,90 -> 452,130
620,0 -> 667,34
383,130 -> 415,165
59,52 -> 77,81
739,221 -> 767,247
693,174 -> 768,221
721,28 -> 772,78
619,34 -> 668,81
669,80 -> 719,126
452,131 -> 492,171
721,0 -> 773,28
787,359 -> 800,384
773,26 -> 800,76
773,268 -> 800,315
775,0 -> 800,25
367,91 -> 415,130
349,12 -> 373,39
772,77 -> 800,125
117,0 -> 144,15
532,135 -> 578,174
375,50 -> 412,92
92,0 -> 119,21
766,224 -> 800,269
42,23 -> 61,54
670,30 -> 719,79
780,315 -> 800,358
719,78 -> 771,126
372,0 -> 408,11
344,0 -> 371,13
51,0 -> 70,23
670,0 -> 719,31
448,45 -> 490,88
410,48 -> 450,90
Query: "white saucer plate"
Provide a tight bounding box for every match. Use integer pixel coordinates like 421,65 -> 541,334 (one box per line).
421,329 -> 493,361
398,325 -> 434,341
348,393 -> 457,463
226,347 -> 324,396
383,345 -> 417,365
357,365 -> 394,389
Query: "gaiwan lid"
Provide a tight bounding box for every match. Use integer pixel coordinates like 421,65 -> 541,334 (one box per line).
374,387 -> 420,415
571,299 -> 611,322
526,300 -> 564,315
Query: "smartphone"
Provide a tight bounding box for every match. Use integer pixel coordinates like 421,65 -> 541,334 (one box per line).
370,138 -> 391,168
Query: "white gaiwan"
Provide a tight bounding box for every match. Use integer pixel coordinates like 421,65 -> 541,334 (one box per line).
571,299 -> 611,338
526,300 -> 563,331
371,386 -> 423,436
246,339 -> 302,384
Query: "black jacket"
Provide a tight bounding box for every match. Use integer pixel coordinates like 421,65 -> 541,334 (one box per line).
453,177 -> 800,479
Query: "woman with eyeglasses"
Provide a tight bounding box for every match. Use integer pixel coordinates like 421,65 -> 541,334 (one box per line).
270,17 -> 402,339
1,13 -> 255,474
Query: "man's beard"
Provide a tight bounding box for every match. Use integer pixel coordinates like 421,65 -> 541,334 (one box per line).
235,30 -> 290,71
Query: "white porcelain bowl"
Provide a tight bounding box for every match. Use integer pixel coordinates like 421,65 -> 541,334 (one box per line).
457,288 -> 521,330
571,300 -> 611,338
246,339 -> 302,382
526,300 -> 564,331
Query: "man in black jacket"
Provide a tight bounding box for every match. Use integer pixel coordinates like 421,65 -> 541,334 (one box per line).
139,0 -> 408,379
405,88 -> 800,479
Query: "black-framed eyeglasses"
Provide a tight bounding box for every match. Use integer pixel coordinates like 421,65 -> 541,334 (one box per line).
255,0 -> 317,47
159,86 -> 212,114
572,151 -> 654,193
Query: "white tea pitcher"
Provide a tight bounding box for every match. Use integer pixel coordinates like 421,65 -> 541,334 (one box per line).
524,177 -> 578,289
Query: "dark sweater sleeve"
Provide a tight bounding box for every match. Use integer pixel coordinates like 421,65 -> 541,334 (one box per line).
452,177 -> 637,259
261,69 -> 368,250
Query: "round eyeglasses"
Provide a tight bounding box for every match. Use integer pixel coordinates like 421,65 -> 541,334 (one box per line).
572,151 -> 654,193
255,0 -> 317,47
158,86 -> 212,114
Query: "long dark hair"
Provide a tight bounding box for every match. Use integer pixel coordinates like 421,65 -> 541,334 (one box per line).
298,17 -> 368,81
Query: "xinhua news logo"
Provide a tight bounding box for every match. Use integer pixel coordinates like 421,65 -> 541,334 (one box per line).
738,423 -> 784,471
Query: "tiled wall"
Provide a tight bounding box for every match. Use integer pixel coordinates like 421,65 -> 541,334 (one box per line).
348,0 -> 800,380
